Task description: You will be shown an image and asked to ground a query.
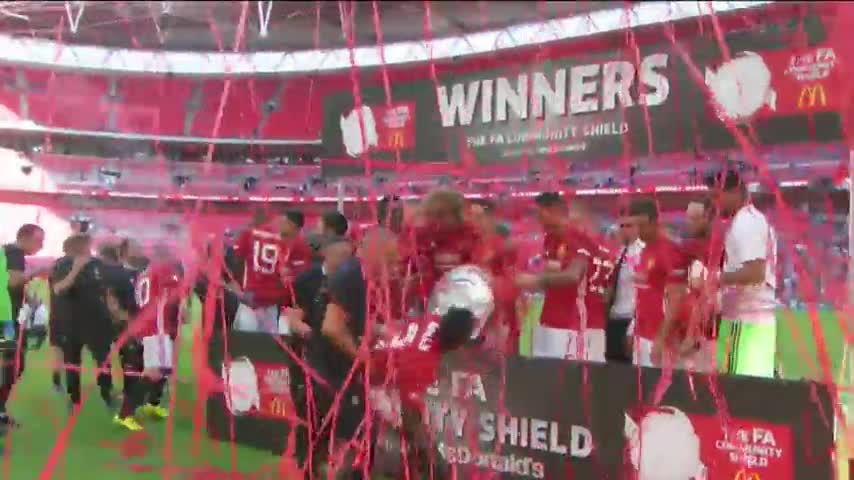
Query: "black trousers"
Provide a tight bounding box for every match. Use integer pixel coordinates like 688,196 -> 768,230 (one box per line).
61,332 -> 113,405
311,377 -> 370,480
118,338 -> 167,418
287,348 -> 312,467
605,316 -> 633,364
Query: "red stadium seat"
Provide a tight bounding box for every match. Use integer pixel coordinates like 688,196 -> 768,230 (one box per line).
114,76 -> 193,136
189,79 -> 278,138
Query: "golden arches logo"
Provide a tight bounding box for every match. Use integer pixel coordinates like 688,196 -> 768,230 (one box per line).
798,84 -> 827,108
388,130 -> 405,149
733,470 -> 760,480
269,397 -> 288,418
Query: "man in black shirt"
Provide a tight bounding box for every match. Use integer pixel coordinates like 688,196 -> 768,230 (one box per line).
53,242 -> 115,411
48,234 -> 92,392
282,256 -> 328,474
316,235 -> 370,479
1,224 -> 44,427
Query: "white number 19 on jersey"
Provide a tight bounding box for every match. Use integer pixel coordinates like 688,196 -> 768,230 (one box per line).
253,241 -> 280,274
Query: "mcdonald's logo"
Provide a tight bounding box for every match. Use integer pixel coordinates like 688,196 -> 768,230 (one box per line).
733,469 -> 761,480
269,397 -> 287,418
798,84 -> 827,109
388,130 -> 404,149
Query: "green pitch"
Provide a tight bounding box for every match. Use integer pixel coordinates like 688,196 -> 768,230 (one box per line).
0,309 -> 846,479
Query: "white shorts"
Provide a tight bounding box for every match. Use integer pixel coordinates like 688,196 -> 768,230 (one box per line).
533,325 -> 604,362
584,328 -> 606,363
533,325 -> 580,359
632,337 -> 655,368
678,340 -> 716,373
233,304 -> 286,334
632,337 -> 717,371
142,334 -> 174,370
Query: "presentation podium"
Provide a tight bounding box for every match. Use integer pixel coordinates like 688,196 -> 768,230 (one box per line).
207,330 -> 835,479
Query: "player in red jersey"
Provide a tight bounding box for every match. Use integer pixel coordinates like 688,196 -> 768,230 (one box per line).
470,199 -> 520,352
369,307 -> 476,480
107,253 -> 183,431
567,201 -> 615,362
625,199 -> 686,368
412,189 -> 481,308
277,210 -> 312,304
515,193 -> 612,361
231,210 -> 309,334
666,199 -> 723,372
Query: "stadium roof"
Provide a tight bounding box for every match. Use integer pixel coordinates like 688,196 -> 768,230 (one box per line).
0,1 -> 773,74
0,1 -> 626,52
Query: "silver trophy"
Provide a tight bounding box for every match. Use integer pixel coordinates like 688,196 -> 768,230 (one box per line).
427,265 -> 495,339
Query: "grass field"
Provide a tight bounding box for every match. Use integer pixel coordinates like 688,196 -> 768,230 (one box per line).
0,309 -> 847,479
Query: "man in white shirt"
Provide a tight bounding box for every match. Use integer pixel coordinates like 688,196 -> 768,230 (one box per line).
607,217 -> 644,363
708,171 -> 778,378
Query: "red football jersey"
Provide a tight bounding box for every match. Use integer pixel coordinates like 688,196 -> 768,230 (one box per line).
133,262 -> 182,338
577,232 -> 614,331
281,236 -> 312,277
671,237 -> 722,342
539,228 -> 592,330
633,235 -> 685,340
371,317 -> 442,410
480,235 -> 521,347
233,226 -> 287,306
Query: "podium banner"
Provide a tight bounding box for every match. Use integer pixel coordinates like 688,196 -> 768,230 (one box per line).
374,352 -> 833,479
206,332 -> 834,478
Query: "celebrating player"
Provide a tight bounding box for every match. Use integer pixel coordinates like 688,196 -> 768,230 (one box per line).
670,199 -> 722,371
469,199 -> 520,351
625,199 -> 686,367
516,193 -> 612,362
412,189 -> 481,308
370,306 -> 477,480
108,255 -> 183,431
231,210 -> 309,334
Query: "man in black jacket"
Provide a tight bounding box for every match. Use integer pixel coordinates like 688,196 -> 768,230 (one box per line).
53,241 -> 116,411
282,261 -> 324,474
48,234 -> 91,393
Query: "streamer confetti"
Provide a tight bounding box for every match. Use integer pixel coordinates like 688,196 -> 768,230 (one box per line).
0,1 -> 847,479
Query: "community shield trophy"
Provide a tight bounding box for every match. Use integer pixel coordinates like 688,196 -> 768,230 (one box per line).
427,265 -> 495,339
